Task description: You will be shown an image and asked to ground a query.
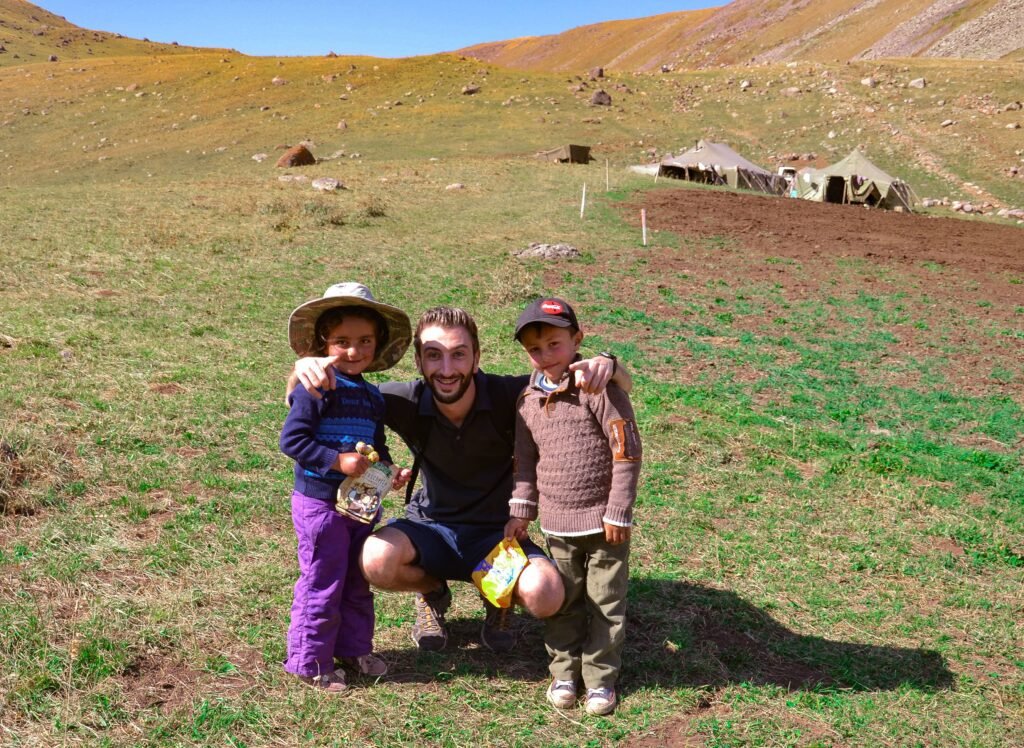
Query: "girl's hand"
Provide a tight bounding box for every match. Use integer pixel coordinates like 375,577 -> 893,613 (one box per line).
391,467 -> 413,490
336,452 -> 369,477
603,523 -> 631,545
504,518 -> 531,541
296,354 -> 342,398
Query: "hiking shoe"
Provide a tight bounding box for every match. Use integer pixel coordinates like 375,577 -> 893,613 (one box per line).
340,653 -> 388,677
296,670 -> 347,694
412,583 -> 451,651
546,679 -> 577,709
585,687 -> 617,716
479,597 -> 515,652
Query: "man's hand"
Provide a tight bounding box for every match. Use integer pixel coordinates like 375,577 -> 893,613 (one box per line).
569,354 -> 615,394
504,517 -> 531,541
391,466 -> 413,491
294,354 -> 341,399
336,452 -> 370,477
604,523 -> 630,545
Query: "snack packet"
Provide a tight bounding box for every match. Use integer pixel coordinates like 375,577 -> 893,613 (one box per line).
471,538 -> 528,608
336,461 -> 393,524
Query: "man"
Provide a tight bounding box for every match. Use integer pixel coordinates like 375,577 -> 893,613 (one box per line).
290,305 -> 630,652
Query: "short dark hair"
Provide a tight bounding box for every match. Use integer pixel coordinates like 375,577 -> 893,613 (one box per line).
313,306 -> 387,356
414,306 -> 479,356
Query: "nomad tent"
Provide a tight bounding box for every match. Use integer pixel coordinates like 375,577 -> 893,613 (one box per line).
658,140 -> 785,195
536,144 -> 592,163
798,150 -> 915,211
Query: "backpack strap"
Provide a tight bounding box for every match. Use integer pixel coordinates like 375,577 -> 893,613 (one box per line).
404,381 -> 433,505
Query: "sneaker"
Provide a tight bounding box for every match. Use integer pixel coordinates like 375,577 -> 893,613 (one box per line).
479,597 -> 515,652
340,653 -> 388,677
412,583 -> 451,651
296,670 -> 347,693
546,679 -> 577,709
585,687 -> 617,716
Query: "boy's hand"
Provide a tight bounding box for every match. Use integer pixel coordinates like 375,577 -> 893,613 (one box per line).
391,466 -> 413,490
296,355 -> 341,398
504,517 -> 531,541
336,452 -> 369,477
604,523 -> 630,545
569,355 -> 614,394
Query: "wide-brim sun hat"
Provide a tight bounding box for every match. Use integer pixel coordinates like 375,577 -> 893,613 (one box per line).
288,282 -> 412,372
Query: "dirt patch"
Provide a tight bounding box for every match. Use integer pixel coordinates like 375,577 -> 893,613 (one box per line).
628,187 -> 1024,306
115,642 -> 263,716
583,187 -> 1024,403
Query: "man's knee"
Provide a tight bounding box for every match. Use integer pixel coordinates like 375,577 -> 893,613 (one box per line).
516,559 -> 564,618
360,528 -> 412,588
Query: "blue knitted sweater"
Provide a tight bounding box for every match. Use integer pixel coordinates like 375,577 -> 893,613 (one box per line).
280,370 -> 391,500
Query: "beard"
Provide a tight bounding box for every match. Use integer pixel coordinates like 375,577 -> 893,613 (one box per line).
426,371 -> 474,405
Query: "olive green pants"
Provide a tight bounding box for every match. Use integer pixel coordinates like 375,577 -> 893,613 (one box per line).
544,532 -> 630,691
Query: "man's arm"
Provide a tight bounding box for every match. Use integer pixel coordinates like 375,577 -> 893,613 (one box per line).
287,354 -> 342,403
569,354 -> 632,395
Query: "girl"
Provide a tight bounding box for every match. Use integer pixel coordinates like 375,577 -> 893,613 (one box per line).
280,282 -> 411,692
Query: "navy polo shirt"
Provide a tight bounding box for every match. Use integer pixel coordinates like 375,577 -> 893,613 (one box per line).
381,370 -> 529,527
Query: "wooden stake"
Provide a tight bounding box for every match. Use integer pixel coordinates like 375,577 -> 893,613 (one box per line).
641,208 -> 647,246
580,183 -> 587,219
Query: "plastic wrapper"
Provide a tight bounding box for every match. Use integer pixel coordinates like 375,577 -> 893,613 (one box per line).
336,462 -> 393,524
471,538 -> 528,608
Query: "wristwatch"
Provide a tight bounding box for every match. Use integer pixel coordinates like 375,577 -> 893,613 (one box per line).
598,351 -> 618,374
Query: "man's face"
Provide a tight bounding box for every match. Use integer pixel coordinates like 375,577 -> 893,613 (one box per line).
518,324 -> 582,383
416,324 -> 480,405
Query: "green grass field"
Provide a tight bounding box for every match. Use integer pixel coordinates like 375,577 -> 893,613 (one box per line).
2,47 -> 1023,747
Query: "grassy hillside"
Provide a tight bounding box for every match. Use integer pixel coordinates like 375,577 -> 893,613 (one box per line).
0,0 -> 223,67
2,51 -> 1022,210
458,0 -> 1022,72
1,9 -> 1023,748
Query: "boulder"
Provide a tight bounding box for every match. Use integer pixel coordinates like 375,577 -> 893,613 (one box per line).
276,144 -> 316,167
861,77 -> 876,87
513,242 -> 581,260
589,67 -> 604,80
312,177 -> 342,192
461,85 -> 480,95
590,90 -> 612,106
909,78 -> 926,88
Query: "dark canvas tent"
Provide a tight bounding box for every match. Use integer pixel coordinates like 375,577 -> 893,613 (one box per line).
536,144 -> 592,164
798,150 -> 915,211
658,140 -> 785,195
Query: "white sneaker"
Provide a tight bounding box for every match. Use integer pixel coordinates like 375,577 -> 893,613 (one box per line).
585,687 -> 616,715
546,679 -> 577,709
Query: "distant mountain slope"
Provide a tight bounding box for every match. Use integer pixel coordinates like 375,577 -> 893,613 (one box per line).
458,0 -> 1024,71
0,0 -> 228,67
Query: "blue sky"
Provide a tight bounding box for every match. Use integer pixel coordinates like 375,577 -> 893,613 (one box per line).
40,1 -> 715,58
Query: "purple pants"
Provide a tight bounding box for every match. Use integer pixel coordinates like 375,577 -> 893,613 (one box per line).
284,490 -> 376,678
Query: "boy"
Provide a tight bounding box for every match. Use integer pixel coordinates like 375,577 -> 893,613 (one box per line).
504,297 -> 642,716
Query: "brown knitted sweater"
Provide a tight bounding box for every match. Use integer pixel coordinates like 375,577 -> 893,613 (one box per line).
511,370 -> 642,535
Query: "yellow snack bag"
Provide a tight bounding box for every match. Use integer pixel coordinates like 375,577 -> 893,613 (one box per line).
472,538 -> 528,608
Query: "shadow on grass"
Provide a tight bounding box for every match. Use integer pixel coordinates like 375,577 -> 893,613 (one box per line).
624,577 -> 954,694
375,577 -> 954,694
